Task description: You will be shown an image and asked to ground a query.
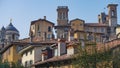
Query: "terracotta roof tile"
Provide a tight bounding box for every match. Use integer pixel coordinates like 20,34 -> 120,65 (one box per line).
33,54 -> 72,65
85,23 -> 108,27
31,19 -> 54,25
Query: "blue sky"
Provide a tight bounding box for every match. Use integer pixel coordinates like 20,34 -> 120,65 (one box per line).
0,0 -> 120,39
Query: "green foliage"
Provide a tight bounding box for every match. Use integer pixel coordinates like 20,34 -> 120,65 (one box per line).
10,62 -> 25,68
0,61 -> 10,68
0,61 -> 26,68
72,41 -> 113,68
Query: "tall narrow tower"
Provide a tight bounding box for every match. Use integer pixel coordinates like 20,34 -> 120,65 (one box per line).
57,6 -> 69,25
55,6 -> 70,39
107,4 -> 118,39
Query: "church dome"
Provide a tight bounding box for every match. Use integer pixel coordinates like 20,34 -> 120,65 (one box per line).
6,23 -> 19,32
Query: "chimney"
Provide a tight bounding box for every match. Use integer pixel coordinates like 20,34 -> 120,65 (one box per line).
58,39 -> 66,56
30,30 -> 33,43
44,16 -> 46,20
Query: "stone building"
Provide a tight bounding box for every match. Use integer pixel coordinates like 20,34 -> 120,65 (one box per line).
54,4 -> 118,43
98,4 -> 118,40
29,16 -> 54,41
55,6 -> 70,40
0,20 -> 19,49
116,25 -> 120,38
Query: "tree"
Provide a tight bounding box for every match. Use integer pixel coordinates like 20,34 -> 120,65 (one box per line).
72,40 -> 112,68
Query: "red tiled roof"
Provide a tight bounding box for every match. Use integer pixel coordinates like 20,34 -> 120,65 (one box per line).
54,25 -> 71,29
29,38 -> 120,66
18,37 -> 58,43
33,54 -> 72,66
70,18 -> 85,23
74,30 -> 104,34
74,30 -> 85,32
31,19 -> 54,25
85,23 -> 108,27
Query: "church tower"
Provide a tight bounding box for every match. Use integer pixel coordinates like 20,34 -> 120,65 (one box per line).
0,26 -> 6,46
55,6 -> 70,39
107,4 -> 118,39
57,6 -> 69,25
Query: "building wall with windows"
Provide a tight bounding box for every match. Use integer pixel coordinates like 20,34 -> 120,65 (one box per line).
21,47 -> 34,67
70,19 -> 84,31
116,26 -> 120,38
30,17 -> 54,41
70,18 -> 108,42
2,44 -> 21,63
20,45 -> 50,68
74,31 -> 86,40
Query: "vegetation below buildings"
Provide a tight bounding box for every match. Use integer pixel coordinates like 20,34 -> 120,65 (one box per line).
0,60 -> 26,68
72,41 -> 120,68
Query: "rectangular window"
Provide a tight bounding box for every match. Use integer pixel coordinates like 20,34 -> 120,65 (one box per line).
80,24 -> 82,26
25,61 -> 27,67
94,27 -> 97,32
37,31 -> 41,36
30,60 -> 33,65
48,26 -> 51,32
101,28 -> 105,32
30,50 -> 32,54
37,25 -> 40,31
47,34 -> 51,39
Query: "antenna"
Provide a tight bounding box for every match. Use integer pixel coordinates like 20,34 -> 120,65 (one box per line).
103,7 -> 106,12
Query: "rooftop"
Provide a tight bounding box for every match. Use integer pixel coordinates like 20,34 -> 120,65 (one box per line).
57,6 -> 68,9
85,23 -> 108,27
6,23 -> 19,32
31,18 -> 54,25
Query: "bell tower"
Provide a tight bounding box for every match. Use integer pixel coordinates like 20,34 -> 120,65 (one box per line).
55,6 -> 70,39
107,4 -> 118,39
57,6 -> 69,25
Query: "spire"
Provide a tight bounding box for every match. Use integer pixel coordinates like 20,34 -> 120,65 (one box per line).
10,18 -> 12,23
0,26 -> 5,31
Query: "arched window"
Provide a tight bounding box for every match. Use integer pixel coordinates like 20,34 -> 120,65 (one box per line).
48,26 -> 51,32
63,12 -> 65,19
12,34 -> 15,40
111,10 -> 115,16
59,13 -> 62,19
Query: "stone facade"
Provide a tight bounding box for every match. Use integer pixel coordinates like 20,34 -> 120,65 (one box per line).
55,6 -> 70,39
29,16 -> 54,41
116,25 -> 120,38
